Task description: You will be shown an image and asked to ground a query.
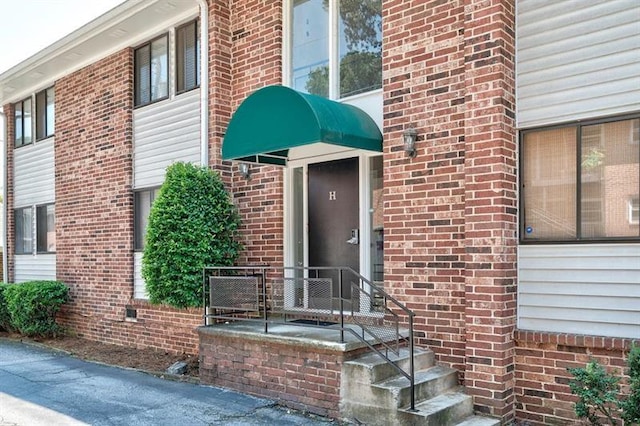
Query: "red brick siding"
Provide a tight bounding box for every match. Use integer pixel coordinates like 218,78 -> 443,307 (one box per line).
229,0 -> 284,267
515,330 -> 638,425
463,0 -> 517,420
199,328 -> 368,419
3,103 -> 15,282
382,0 -> 468,374
54,49 -> 135,343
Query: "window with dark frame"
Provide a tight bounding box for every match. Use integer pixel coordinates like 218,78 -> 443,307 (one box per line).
36,87 -> 55,140
36,204 -> 56,253
176,20 -> 200,94
134,35 -> 169,107
15,207 -> 33,254
521,116 -> 640,242
14,97 -> 33,148
134,188 -> 160,250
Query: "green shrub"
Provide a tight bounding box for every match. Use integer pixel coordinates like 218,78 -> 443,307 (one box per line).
568,346 -> 640,426
0,283 -> 14,332
621,345 -> 640,425
3,281 -> 69,337
142,162 -> 242,308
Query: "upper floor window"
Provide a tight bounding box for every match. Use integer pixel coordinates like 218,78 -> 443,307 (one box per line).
288,0 -> 382,99
36,87 -> 55,140
135,35 -> 169,107
521,117 -> 640,242
176,20 -> 200,94
14,98 -> 32,148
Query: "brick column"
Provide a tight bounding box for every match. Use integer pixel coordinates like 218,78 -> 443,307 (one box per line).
463,0 -> 517,421
3,103 -> 15,282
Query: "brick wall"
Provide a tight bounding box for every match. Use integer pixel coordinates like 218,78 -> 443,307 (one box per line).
228,0 -> 285,267
382,0 -> 468,374
462,0 -> 517,420
383,0 -> 518,419
199,327 -> 368,419
515,331 -> 638,425
3,103 -> 15,282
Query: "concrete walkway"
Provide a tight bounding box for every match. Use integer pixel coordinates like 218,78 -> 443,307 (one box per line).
0,339 -> 336,425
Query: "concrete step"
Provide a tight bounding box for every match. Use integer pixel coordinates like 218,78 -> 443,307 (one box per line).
372,365 -> 459,409
398,389 -> 473,425
455,415 -> 501,426
343,347 -> 435,384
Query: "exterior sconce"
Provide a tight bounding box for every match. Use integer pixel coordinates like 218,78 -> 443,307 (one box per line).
238,163 -> 251,180
403,127 -> 417,158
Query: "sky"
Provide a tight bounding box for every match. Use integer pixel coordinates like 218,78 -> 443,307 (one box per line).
0,0 -> 127,74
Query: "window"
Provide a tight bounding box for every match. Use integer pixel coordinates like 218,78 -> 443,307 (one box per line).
134,188 -> 160,250
36,204 -> 56,253
135,35 -> 169,107
522,117 -> 640,241
289,0 -> 382,99
14,97 -> 32,147
36,87 -> 55,140
176,20 -> 200,94
15,207 -> 33,254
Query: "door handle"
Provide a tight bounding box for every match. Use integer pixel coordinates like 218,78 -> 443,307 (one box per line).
346,229 -> 359,245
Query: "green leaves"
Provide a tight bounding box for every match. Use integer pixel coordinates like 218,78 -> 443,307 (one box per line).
568,351 -> 640,426
142,162 -> 242,308
2,281 -> 69,337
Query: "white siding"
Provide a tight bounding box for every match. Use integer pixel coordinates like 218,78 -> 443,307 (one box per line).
15,254 -> 56,283
133,252 -> 148,299
133,89 -> 201,188
517,0 -> 640,128
14,139 -> 55,207
518,244 -> 640,339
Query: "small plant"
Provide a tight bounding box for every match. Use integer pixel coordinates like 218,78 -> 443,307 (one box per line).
620,345 -> 640,425
568,346 -> 640,426
142,162 -> 242,308
568,360 -> 620,425
0,283 -> 14,332
3,281 -> 69,337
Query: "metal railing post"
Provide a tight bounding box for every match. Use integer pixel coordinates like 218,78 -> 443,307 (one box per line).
262,268 -> 268,333
339,268 -> 344,343
409,312 -> 416,411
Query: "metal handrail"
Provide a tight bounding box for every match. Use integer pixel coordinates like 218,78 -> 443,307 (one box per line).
203,265 -> 417,411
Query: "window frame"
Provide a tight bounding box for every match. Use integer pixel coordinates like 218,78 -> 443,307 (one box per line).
519,114 -> 640,244
15,207 -> 34,255
14,97 -> 33,148
175,19 -> 200,95
36,203 -> 56,254
134,34 -> 170,108
35,86 -> 55,141
284,0 -> 382,100
134,187 -> 161,251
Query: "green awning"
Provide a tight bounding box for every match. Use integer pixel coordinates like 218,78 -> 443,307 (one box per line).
222,85 -> 382,166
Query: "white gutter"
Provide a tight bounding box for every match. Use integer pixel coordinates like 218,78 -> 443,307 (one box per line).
0,110 -> 7,283
197,0 -> 209,167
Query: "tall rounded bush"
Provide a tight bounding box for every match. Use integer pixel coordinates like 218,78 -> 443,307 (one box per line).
142,162 -> 242,308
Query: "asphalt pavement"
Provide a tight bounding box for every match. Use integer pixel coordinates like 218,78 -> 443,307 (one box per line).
0,339 -> 336,425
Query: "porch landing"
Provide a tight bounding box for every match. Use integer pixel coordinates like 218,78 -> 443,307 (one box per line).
198,322 -> 400,419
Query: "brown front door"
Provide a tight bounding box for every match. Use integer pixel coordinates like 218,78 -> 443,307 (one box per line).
308,157 -> 359,309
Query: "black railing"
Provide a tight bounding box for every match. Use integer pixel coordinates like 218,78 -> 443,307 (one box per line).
203,265 -> 417,410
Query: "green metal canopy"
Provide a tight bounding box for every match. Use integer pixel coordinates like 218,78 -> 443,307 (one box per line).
222,85 -> 382,166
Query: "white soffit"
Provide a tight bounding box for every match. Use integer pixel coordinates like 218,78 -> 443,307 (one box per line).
0,0 -> 198,105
